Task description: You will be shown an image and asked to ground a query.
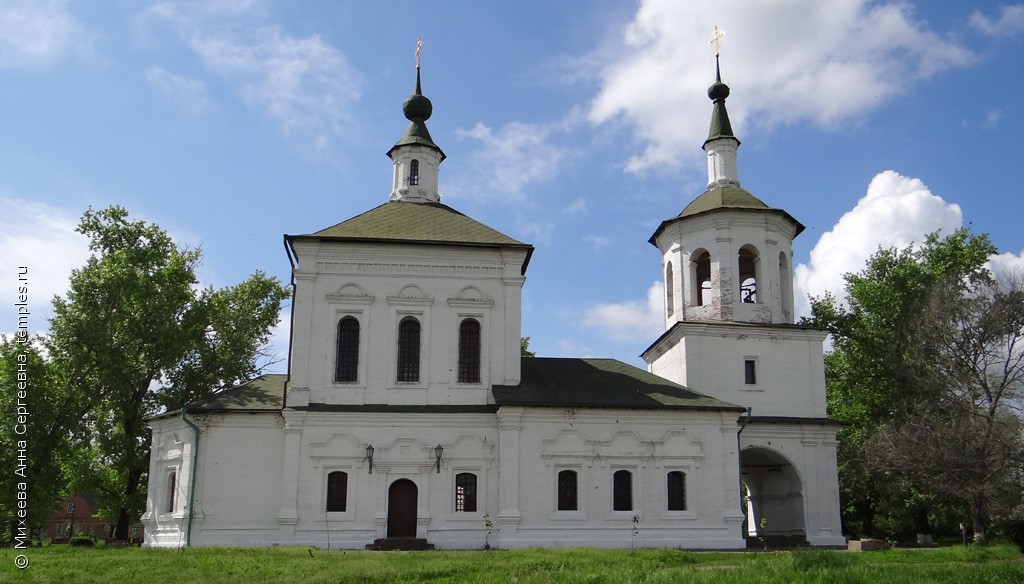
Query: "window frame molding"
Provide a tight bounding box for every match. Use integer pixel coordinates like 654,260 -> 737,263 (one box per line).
322,466 -> 356,521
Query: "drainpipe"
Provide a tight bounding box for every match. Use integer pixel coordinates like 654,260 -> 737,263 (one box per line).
736,407 -> 752,515
282,236 -> 298,409
181,407 -> 201,547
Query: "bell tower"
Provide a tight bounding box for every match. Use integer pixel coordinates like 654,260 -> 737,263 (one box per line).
649,53 -> 802,327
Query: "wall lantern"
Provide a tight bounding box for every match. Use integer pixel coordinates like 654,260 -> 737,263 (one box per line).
366,444 -> 375,474
434,444 -> 444,474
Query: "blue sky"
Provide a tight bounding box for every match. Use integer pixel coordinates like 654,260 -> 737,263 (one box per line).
2,0 -> 1023,371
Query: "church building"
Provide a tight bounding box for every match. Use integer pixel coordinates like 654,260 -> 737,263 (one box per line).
142,54 -> 845,550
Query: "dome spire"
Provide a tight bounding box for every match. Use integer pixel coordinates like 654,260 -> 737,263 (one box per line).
703,27 -> 740,189
388,38 -> 445,203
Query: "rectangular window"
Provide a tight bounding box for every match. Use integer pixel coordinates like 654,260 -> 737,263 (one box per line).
744,359 -> 757,385
326,471 -> 348,512
455,473 -> 477,512
612,470 -> 633,511
667,471 -> 687,511
166,472 -> 176,513
557,470 -> 578,511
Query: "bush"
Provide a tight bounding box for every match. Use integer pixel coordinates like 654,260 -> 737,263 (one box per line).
1002,520 -> 1024,554
69,535 -> 95,547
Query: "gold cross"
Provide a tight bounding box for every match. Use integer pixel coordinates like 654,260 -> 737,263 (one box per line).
416,37 -> 422,69
709,26 -> 725,56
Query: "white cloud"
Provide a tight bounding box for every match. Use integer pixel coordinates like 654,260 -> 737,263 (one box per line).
589,0 -> 973,171
582,235 -> 611,250
970,6 -> 1024,37
0,0 -> 90,68
987,250 -> 1024,283
793,170 -> 963,317
145,65 -> 212,115
583,280 -> 664,342
452,121 -> 566,200
145,2 -> 362,150
260,307 -> 291,374
0,196 -> 90,334
191,29 -> 362,149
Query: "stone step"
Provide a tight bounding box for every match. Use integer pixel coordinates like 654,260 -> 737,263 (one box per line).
365,537 -> 435,551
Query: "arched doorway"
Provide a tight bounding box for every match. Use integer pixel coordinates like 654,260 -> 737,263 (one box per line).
741,448 -> 805,543
387,479 -> 418,538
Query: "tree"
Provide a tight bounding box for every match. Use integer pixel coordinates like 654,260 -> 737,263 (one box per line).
867,273 -> 1024,542
0,336 -> 83,542
48,206 -> 289,539
521,337 -> 536,358
809,229 -> 996,539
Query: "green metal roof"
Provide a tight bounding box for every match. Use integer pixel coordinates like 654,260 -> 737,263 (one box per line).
188,374 -> 286,412
288,202 -> 534,273
493,357 -> 743,411
300,202 -> 530,247
648,187 -> 805,245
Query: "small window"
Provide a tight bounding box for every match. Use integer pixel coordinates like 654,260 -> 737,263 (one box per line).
166,472 -> 176,513
397,316 -> 421,382
613,470 -> 633,511
667,471 -> 687,511
455,473 -> 478,512
557,470 -> 578,511
665,263 -> 674,318
744,359 -> 757,385
335,317 -> 360,382
409,159 -> 420,186
326,471 -> 348,512
458,318 -> 481,383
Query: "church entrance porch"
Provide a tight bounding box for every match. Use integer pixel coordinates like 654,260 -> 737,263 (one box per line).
742,447 -> 807,547
367,478 -> 434,550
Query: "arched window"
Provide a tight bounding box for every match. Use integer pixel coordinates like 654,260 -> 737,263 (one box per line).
557,470 -> 578,511
397,316 -> 421,382
665,263 -> 675,318
738,246 -> 759,304
335,317 -> 359,382
692,250 -> 712,306
667,471 -> 687,511
409,159 -> 420,186
326,471 -> 348,512
166,471 -> 176,513
455,472 -> 477,512
458,318 -> 481,383
613,470 -> 633,511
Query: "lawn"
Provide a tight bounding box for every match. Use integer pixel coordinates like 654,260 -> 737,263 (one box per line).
1,544 -> 1022,583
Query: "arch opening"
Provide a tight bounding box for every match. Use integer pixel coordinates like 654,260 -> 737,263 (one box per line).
741,447 -> 805,544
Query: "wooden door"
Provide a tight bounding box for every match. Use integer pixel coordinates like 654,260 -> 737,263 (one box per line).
387,479 -> 418,538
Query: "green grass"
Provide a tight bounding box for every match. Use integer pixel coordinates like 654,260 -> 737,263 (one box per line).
1,544 -> 1021,584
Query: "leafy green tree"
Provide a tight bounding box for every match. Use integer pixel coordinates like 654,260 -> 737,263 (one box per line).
809,229 -> 995,539
48,206 -> 289,539
521,337 -> 536,358
0,336 -> 83,542
867,272 -> 1024,542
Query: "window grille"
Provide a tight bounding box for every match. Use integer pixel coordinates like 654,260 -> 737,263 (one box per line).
458,319 -> 481,383
397,317 -> 421,382
455,473 -> 477,512
557,470 -> 578,511
335,317 -> 359,382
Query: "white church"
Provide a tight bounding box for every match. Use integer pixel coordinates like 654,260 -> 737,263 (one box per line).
142,54 -> 845,550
